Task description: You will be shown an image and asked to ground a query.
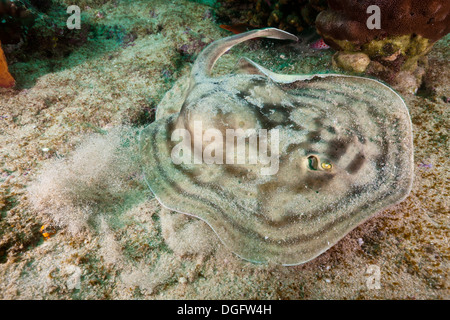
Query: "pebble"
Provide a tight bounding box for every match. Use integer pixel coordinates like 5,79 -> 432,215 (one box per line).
179,277 -> 187,284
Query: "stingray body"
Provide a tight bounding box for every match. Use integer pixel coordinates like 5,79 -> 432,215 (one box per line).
140,28 -> 413,265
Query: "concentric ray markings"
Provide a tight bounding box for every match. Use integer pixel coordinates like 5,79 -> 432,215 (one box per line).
140,28 -> 414,265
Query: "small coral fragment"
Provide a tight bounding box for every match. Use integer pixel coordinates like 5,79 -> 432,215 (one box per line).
0,41 -> 15,88
40,224 -> 57,240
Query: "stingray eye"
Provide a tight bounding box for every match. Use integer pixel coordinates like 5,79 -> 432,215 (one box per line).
307,155 -> 319,170
321,162 -> 332,170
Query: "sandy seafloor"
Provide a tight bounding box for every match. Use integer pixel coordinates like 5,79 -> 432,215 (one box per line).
0,0 -> 448,299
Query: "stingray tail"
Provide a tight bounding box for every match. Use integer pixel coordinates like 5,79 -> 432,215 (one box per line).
191,28 -> 298,83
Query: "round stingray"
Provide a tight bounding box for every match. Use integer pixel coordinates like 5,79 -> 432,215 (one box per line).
140,72 -> 413,265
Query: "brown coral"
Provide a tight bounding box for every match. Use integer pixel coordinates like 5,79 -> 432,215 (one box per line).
0,41 -> 15,88
316,0 -> 450,48
316,0 -> 449,93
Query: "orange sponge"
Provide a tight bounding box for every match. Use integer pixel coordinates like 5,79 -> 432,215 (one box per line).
0,41 -> 15,88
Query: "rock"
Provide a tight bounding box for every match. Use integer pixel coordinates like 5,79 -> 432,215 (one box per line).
392,67 -> 426,94
332,51 -> 371,73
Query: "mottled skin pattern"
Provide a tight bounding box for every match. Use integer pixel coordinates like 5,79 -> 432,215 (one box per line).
140,28 -> 414,265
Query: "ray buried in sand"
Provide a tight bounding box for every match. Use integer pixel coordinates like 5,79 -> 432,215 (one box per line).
170,121 -> 280,175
